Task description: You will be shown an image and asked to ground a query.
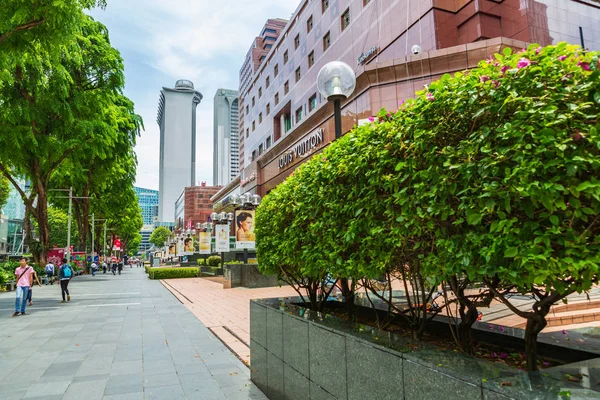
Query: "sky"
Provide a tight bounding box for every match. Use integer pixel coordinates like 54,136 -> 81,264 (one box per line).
89,0 -> 299,191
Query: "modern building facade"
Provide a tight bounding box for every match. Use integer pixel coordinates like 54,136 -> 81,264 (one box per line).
134,186 -> 159,226
156,79 -> 203,223
174,183 -> 222,230
216,0 -> 600,208
238,18 -> 288,172
213,89 -> 240,186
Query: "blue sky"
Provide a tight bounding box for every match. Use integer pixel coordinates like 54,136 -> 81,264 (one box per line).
89,0 -> 299,190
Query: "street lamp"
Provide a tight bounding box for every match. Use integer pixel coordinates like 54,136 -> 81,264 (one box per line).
317,61 -> 356,139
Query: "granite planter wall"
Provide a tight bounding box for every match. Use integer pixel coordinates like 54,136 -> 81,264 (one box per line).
223,264 -> 279,289
250,298 -> 600,400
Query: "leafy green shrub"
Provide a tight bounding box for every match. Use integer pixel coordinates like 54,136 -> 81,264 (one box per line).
256,42 -> 600,371
207,256 -> 221,267
148,267 -> 199,280
196,258 -> 206,266
0,269 -> 12,285
210,266 -> 221,274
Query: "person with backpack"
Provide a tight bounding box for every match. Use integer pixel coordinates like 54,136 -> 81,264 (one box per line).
13,257 -> 33,317
59,258 -> 73,303
44,262 -> 55,285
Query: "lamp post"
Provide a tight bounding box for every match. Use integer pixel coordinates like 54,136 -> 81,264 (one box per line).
316,61 -> 356,139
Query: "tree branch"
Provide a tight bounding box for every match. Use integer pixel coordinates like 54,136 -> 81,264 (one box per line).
0,19 -> 46,44
484,278 -> 530,319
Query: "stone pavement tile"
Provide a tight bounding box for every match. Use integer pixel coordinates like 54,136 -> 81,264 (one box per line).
142,371 -> 180,388
40,361 -> 82,378
71,373 -> 110,383
106,373 -> 143,388
23,380 -> 70,398
142,347 -> 172,361
114,348 -> 143,362
103,381 -> 143,396
220,384 -> 269,400
103,392 -> 144,400
111,360 -> 143,376
62,378 -> 107,400
143,360 -> 176,376
174,362 -> 211,376
213,371 -> 255,388
0,389 -> 27,400
144,384 -> 184,400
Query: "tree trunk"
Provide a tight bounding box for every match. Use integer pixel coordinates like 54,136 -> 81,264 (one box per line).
525,305 -> 550,371
23,208 -> 40,264
339,278 -> 355,316
450,276 -> 478,355
36,190 -> 50,266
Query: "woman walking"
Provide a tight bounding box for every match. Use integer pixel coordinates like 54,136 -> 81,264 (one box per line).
58,258 -> 73,303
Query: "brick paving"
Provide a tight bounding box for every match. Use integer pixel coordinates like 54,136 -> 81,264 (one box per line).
161,278 -> 297,365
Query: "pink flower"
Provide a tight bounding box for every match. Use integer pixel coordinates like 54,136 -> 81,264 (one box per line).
562,329 -> 568,335
492,352 -> 498,358
368,116 -> 375,122
535,47 -> 542,54
500,326 -> 505,333
578,61 -> 591,71
492,80 -> 500,88
518,48 -> 526,54
398,100 -> 406,108
516,57 -> 531,69
386,113 -> 391,117
500,65 -> 509,74
480,75 -> 490,83
489,324 -> 494,331
426,92 -> 434,101
500,353 -> 508,359
558,55 -> 567,61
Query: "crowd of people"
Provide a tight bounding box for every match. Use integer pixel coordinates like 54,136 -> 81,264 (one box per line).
12,254 -> 142,317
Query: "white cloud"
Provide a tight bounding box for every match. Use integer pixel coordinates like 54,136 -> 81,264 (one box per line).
90,0 -> 298,190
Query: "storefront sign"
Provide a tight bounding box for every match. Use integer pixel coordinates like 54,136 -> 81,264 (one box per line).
278,128 -> 324,169
358,46 -> 378,65
241,172 -> 257,187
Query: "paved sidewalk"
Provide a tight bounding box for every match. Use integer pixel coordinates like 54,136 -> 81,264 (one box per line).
0,266 -> 266,400
162,278 -> 297,365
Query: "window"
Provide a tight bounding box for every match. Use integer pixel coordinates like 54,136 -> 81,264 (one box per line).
284,81 -> 289,95
252,121 -> 255,131
323,31 -> 331,51
246,128 -> 249,138
285,115 -> 291,132
275,92 -> 279,104
363,0 -> 371,5
259,144 -> 264,155
264,44 -> 272,50
259,113 -> 262,123
246,105 -> 249,114
263,28 -> 277,35
307,16 -> 314,33
259,55 -> 266,62
309,93 -> 317,112
296,107 -> 303,123
295,67 -> 301,83
294,34 -> 300,50
252,97 -> 255,106
341,8 -> 350,31
258,87 -> 262,98
308,51 -> 315,68
266,76 -> 270,88
274,64 -> 279,76
266,136 -> 272,149
252,150 -> 257,161
265,36 -> 276,41
322,0 -> 329,13
266,103 -> 271,114
283,50 -> 289,64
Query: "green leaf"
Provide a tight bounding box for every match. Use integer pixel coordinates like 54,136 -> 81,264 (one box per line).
549,215 -> 559,226
504,247 -> 518,258
466,210 -> 483,226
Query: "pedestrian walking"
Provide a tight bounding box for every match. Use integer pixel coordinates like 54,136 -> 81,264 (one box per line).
13,257 -> 33,317
102,261 -> 107,274
111,259 -> 117,275
26,267 -> 42,306
58,258 -> 73,303
91,261 -> 98,276
44,262 -> 55,285
117,260 -> 123,275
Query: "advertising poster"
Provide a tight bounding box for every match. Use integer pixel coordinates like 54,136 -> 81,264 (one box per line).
168,242 -> 176,256
235,209 -> 256,249
215,225 -> 229,252
199,232 -> 211,254
177,237 -> 185,256
72,252 -> 86,270
182,235 -> 194,255
47,248 -> 65,267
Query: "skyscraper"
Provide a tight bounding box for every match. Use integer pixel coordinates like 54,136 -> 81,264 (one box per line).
213,89 -> 239,186
156,80 -> 202,223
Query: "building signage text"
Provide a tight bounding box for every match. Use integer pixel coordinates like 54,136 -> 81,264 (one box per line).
358,46 -> 378,65
241,172 -> 256,187
278,128 -> 324,169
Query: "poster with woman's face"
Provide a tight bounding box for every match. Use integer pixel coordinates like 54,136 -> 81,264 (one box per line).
235,209 -> 256,249
183,235 -> 194,255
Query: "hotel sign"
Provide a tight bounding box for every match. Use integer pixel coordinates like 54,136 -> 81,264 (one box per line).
358,46 -> 378,65
278,128 -> 324,169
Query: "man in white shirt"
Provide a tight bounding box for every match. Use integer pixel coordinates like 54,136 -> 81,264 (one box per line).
44,262 -> 55,285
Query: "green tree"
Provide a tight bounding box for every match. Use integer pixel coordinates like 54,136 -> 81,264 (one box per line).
47,206 -> 79,248
149,226 -> 171,249
0,176 -> 10,211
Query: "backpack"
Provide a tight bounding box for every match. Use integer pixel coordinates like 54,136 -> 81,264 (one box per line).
63,265 -> 72,278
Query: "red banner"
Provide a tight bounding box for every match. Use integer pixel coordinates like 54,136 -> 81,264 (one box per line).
47,248 -> 65,267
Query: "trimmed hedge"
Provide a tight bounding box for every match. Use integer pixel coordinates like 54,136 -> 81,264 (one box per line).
207,256 -> 222,267
148,267 -> 199,280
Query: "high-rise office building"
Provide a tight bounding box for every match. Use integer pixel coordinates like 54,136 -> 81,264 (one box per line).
156,79 -> 203,223
134,186 -> 159,226
213,89 -> 240,186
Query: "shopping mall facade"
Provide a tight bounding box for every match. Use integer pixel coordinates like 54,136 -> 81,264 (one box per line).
212,0 -> 600,209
